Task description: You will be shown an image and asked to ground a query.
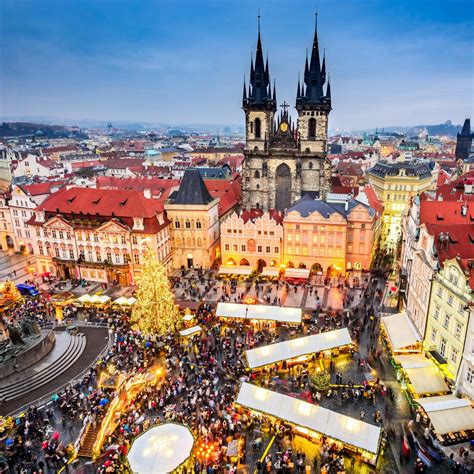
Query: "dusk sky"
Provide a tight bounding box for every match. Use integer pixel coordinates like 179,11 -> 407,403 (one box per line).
1,0 -> 473,130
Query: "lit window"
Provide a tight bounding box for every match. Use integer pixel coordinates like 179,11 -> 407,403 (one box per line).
241,245 -> 246,252
257,245 -> 262,253
274,247 -> 279,253
266,246 -> 271,253
224,244 -> 229,251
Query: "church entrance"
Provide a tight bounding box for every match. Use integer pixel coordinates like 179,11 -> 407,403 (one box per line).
275,163 -> 292,211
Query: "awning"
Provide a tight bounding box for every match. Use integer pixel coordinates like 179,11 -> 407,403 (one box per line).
127,423 -> 194,474
218,265 -> 253,276
216,303 -> 302,324
236,382 -> 381,455
417,395 -> 474,435
89,295 -> 111,304
284,268 -> 310,280
405,366 -> 449,395
179,325 -> 202,337
394,354 -> 433,369
245,328 -> 352,369
381,312 -> 421,350
261,267 -> 280,277
114,296 -> 136,306
77,294 -> 92,303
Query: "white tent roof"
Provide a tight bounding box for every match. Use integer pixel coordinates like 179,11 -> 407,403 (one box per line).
216,303 -> 302,324
90,294 -> 110,304
236,382 -> 381,454
77,294 -> 92,303
395,354 -> 433,369
245,328 -> 352,369
405,366 -> 449,395
179,325 -> 202,337
127,423 -> 194,474
261,267 -> 280,277
284,268 -> 310,279
417,395 -> 474,435
381,312 -> 421,350
218,265 -> 253,276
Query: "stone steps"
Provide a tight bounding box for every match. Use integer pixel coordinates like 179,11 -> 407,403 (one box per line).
0,333 -> 86,402
77,423 -> 100,458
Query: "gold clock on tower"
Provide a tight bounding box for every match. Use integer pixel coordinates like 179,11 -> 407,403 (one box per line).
280,122 -> 288,132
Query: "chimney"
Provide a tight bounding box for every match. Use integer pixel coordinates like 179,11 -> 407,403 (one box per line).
143,188 -> 151,199
461,204 -> 467,216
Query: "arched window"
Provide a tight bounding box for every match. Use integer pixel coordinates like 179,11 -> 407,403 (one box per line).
185,219 -> 191,229
254,170 -> 260,179
247,239 -> 256,253
262,162 -> 268,177
308,118 -> 316,138
256,184 -> 260,190
254,118 -> 261,138
256,203 -> 260,210
175,220 -> 180,229
196,220 -> 202,229
309,161 -> 313,170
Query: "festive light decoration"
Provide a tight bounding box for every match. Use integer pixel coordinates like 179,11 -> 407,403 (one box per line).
196,440 -> 216,463
131,247 -> 180,336
310,369 -> 330,391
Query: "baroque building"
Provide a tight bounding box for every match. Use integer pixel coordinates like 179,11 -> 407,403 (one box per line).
241,19 -> 331,212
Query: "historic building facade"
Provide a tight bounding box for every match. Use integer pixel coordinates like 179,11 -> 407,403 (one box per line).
241,21 -> 331,212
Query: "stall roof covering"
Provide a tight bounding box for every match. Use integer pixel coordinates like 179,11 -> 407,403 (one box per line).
245,328 -> 352,369
236,382 -> 381,454
381,312 -> 421,350
179,325 -> 202,337
395,354 -> 433,369
218,265 -> 253,276
405,366 -> 450,395
417,395 -> 474,435
261,267 -> 280,277
284,268 -> 310,279
216,303 -> 302,324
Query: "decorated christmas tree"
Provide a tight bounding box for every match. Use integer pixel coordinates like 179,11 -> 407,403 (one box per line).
310,369 -> 330,391
131,247 -> 180,337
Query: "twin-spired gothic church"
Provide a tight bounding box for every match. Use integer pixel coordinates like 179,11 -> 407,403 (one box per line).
242,19 -> 332,211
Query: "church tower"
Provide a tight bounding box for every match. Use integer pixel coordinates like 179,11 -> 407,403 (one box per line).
455,118 -> 473,162
296,15 -> 332,197
242,16 -> 331,212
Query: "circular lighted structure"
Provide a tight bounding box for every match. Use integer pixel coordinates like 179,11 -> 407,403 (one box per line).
127,423 -> 194,474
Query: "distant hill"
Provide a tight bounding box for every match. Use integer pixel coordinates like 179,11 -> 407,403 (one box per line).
0,122 -> 88,139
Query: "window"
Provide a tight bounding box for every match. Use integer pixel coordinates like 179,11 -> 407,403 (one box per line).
254,118 -> 261,139
233,244 -> 238,251
309,162 -> 313,169
35,227 -> 41,236
121,235 -> 126,244
52,230 -> 57,238
106,252 -> 112,262
95,249 -> 101,261
274,247 -> 279,253
38,244 -> 43,255
312,235 -> 318,243
439,337 -> 447,357
443,313 -> 450,329
241,245 -> 246,252
287,245 -> 292,254
93,233 -> 98,242
114,254 -> 121,264
132,236 -> 138,245
175,220 -> 180,229
54,247 -> 60,258
88,250 -> 93,261
196,220 -> 202,229
25,230 -> 30,239
257,245 -> 262,253
59,230 -> 64,239
62,250 -> 67,259
437,286 -> 443,298
431,328 -> 437,343
295,234 -> 300,242
450,347 -> 458,365
85,232 -> 90,241
308,118 -> 316,138
185,220 -> 191,229
266,246 -> 271,253
288,234 -> 292,242
134,253 -> 140,264
66,231 -> 71,240
224,244 -> 230,251
467,367 -> 474,384
434,305 -> 440,320
455,321 -> 463,340
69,249 -> 75,260
447,294 -> 453,306
254,170 -> 260,179
302,246 -> 308,256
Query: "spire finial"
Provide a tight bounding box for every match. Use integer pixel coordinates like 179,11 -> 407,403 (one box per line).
258,9 -> 261,34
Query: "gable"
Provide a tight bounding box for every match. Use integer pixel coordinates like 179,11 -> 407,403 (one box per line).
96,219 -> 129,233
44,216 -> 73,230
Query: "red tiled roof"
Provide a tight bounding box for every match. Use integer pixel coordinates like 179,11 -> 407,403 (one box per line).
425,223 -> 474,265
42,145 -> 79,155
72,160 -> 102,169
36,157 -> 62,169
363,185 -> 384,214
105,158 -> 145,169
434,172 -> 474,201
20,181 -> 66,196
420,201 -> 474,224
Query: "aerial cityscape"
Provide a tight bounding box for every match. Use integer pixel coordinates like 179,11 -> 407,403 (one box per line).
0,1 -> 473,473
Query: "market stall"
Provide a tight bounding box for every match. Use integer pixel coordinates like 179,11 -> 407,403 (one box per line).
283,268 -> 310,283
179,325 -> 202,337
236,382 -> 382,465
127,423 -> 195,473
244,328 -> 352,370
218,265 -> 253,276
113,296 -> 136,306
216,302 -> 302,324
416,395 -> 474,445
380,312 -> 421,353
260,267 -> 280,279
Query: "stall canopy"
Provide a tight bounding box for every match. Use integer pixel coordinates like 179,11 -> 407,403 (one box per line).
405,366 -> 449,395
179,325 -> 202,337
89,295 -> 110,304
127,423 -> 194,474
114,296 -> 136,306
417,395 -> 474,435
218,265 -> 253,276
381,312 -> 421,350
77,294 -> 92,303
236,382 -> 381,455
394,354 -> 433,369
261,267 -> 280,278
284,268 -> 310,280
216,303 -> 302,324
245,328 -> 352,369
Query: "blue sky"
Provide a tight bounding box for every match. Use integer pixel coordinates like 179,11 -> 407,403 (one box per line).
1,0 -> 473,130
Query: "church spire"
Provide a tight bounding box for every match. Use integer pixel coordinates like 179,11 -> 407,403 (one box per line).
321,49 -> 326,84
242,76 -> 247,105
244,13 -> 276,111
325,76 -> 331,101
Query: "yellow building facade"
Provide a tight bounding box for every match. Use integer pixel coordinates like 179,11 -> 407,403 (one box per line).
368,161 -> 433,249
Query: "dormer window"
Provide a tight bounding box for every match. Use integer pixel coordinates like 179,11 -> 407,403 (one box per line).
133,217 -> 144,230
36,210 -> 45,223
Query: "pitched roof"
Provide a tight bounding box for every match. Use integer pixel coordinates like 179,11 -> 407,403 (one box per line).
425,223 -> 474,265
171,169 -> 214,205
419,201 -> 474,225
240,208 -> 284,225
368,161 -> 432,179
20,181 -> 66,196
